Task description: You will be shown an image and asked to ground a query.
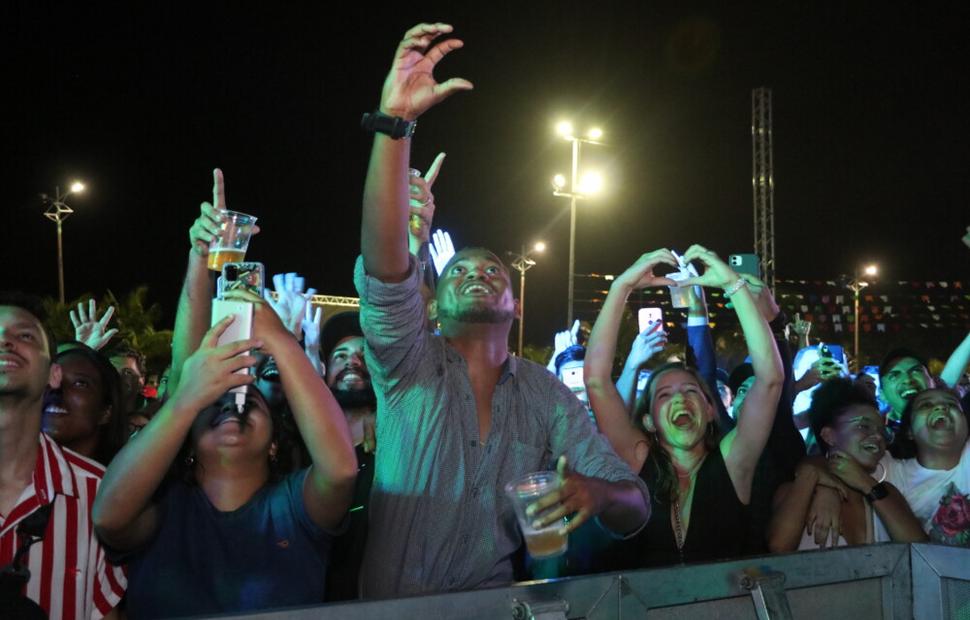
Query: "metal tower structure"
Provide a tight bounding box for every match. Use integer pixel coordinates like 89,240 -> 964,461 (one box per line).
751,87 -> 776,289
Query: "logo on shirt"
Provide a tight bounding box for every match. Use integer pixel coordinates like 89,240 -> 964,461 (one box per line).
929,482 -> 970,547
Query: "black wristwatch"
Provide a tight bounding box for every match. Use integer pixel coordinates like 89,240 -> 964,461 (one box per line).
865,482 -> 889,503
361,111 -> 416,140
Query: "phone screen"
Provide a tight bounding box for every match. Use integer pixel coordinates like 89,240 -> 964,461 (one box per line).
220,262 -> 265,298
638,307 -> 663,333
561,366 -> 584,390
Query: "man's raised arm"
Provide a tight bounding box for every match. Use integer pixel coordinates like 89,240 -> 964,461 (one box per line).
361,23 -> 472,282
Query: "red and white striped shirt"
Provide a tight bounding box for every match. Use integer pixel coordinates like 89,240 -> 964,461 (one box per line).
0,433 -> 126,619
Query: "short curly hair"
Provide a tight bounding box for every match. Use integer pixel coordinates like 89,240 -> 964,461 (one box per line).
807,378 -> 878,454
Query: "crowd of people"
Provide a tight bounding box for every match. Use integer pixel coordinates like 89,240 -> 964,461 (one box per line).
2,22 -> 970,619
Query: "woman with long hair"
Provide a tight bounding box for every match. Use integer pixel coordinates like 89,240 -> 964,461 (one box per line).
585,245 -> 783,566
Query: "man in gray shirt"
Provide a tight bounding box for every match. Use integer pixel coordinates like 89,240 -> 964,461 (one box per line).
356,22 -> 650,599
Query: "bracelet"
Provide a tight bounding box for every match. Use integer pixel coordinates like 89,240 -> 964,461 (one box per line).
723,278 -> 748,298
361,111 -> 417,139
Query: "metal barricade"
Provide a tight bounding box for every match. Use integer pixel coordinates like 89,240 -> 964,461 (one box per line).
219,543 -> 970,619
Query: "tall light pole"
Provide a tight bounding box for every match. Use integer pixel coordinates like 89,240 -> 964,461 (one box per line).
42,181 -> 85,303
508,241 -> 546,356
552,121 -> 604,325
846,263 -> 878,367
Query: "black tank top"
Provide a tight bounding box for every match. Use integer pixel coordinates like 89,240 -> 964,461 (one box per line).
615,447 -> 749,568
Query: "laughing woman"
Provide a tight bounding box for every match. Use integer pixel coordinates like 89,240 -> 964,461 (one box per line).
767,379 -> 926,551
92,293 -> 357,618
42,343 -> 126,465
585,245 -> 784,566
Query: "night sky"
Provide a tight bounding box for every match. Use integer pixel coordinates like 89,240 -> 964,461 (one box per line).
4,2 -> 968,348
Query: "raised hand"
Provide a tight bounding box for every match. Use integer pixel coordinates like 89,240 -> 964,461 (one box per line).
738,273 -> 780,322
189,169 -> 259,257
70,299 -> 119,351
409,152 -> 447,245
613,249 -> 679,290
168,316 -> 261,414
680,245 -> 739,290
301,302 -> 324,377
380,23 -> 473,121
555,320 -> 580,353
627,322 -> 668,369
791,312 -> 811,345
265,273 -> 316,336
430,229 -> 456,276
189,169 -> 228,257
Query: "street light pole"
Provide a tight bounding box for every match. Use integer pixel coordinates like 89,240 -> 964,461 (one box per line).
552,122 -> 603,326
567,137 -> 580,326
846,264 -> 878,368
42,182 -> 84,304
508,242 -> 545,356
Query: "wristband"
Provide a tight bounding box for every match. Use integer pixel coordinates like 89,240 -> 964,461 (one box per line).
361,111 -> 416,139
723,278 -> 748,298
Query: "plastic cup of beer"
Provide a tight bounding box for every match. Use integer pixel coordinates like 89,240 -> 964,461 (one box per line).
505,471 -> 568,558
207,210 -> 258,272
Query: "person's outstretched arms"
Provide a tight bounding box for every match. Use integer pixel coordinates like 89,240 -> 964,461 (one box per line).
93,318 -> 261,550
71,299 -> 119,351
682,246 -> 783,503
585,250 -> 677,470
169,169 -> 231,394
362,23 -> 472,282
941,331 -> 970,390
615,322 -> 667,410
227,291 -> 357,530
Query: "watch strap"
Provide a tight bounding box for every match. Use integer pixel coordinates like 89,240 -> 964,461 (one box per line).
361,111 -> 416,140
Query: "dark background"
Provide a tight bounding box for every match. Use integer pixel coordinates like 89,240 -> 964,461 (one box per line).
3,2 -> 968,349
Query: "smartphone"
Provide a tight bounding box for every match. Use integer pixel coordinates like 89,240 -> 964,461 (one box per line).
728,254 -> 761,279
638,307 -> 663,333
211,298 -> 254,347
818,342 -> 845,363
561,366 -> 584,390
211,299 -> 255,402
218,262 -> 265,299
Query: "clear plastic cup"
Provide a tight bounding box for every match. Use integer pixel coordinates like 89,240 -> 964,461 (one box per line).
207,210 -> 258,272
505,471 -> 568,558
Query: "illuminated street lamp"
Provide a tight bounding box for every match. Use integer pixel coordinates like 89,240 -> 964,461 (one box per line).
42,181 -> 85,303
846,263 -> 879,367
508,241 -> 546,356
551,120 -> 606,325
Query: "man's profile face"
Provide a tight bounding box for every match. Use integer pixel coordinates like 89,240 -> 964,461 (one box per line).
433,249 -> 517,325
0,305 -> 55,399
880,356 -> 932,414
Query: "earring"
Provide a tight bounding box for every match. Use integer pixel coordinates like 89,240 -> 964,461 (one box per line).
184,454 -> 195,467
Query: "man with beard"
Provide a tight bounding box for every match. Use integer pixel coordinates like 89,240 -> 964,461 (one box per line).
353,23 -> 649,598
319,311 -> 378,601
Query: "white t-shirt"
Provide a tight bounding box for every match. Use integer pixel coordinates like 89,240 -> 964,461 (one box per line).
882,440 -> 970,547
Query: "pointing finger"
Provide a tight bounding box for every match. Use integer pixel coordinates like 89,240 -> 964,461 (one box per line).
424,152 -> 447,186
212,168 -> 226,212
